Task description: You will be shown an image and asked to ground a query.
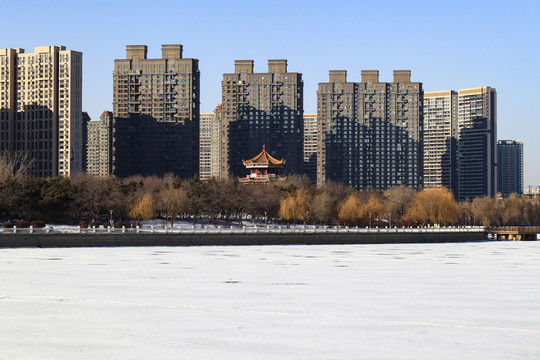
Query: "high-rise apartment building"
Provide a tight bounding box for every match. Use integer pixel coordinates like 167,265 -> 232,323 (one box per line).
112,44 -> 200,178
86,111 -> 113,177
303,113 -> 317,184
221,60 -> 303,177
497,140 -> 523,195
317,70 -> 423,189
0,46 -> 83,178
457,87 -> 497,201
423,87 -> 497,201
199,112 -> 213,181
81,111 -> 90,172
199,105 -> 222,180
210,106 -> 222,179
524,186 -> 540,196
423,91 -> 458,193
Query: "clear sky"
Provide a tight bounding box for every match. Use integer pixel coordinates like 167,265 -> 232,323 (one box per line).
2,0 -> 539,186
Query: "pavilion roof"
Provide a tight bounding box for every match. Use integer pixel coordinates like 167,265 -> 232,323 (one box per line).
242,145 -> 285,167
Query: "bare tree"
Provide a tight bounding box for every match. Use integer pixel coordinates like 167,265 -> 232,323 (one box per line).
159,186 -> 188,226
337,192 -> 362,226
311,192 -> 335,225
457,200 -> 473,225
361,193 -> 385,226
471,196 -> 497,226
184,175 -> 207,227
129,193 -> 156,223
0,151 -> 34,181
405,187 -> 458,226
242,184 -> 282,225
496,193 -> 532,226
383,185 -> 416,221
311,182 -> 351,225
279,188 -> 311,226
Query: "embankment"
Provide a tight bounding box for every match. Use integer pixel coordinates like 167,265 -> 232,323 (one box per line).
0,231 -> 485,248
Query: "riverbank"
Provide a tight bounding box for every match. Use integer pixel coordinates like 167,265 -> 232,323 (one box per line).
0,227 -> 485,247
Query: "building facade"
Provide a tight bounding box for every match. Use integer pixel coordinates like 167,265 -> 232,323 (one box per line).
0,46 -> 83,178
317,70 -> 423,190
423,91 -> 458,193
221,59 -> 303,177
423,86 -> 497,201
210,106 -> 222,179
524,186 -> 540,196
112,44 -> 200,178
303,113 -> 317,184
199,105 -> 222,180
86,111 -> 113,177
457,87 -> 497,201
497,140 -> 523,195
81,111 -> 90,172
199,111 -> 213,180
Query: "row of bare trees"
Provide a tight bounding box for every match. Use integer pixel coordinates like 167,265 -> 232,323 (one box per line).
0,171 -> 539,226
280,185 -> 457,226
276,183 -> 540,227
460,194 -> 540,226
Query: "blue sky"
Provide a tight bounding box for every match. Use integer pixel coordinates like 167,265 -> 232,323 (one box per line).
2,0 -> 539,185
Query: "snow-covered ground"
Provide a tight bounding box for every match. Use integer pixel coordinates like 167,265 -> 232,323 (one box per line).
1,241 -> 539,359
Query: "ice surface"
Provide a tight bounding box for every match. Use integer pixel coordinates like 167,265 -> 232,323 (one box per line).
1,241 -> 540,359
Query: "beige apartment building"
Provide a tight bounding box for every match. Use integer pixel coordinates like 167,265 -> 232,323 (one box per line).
199,112 -> 213,180
199,105 -> 222,180
210,106 -> 222,179
221,59 -> 303,177
0,46 -> 83,178
303,113 -> 317,184
112,44 -> 200,178
86,111 -> 113,177
317,70 -> 423,189
423,90 -> 458,192
524,186 -> 540,196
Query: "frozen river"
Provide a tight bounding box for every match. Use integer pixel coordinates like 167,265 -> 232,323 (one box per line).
1,241 -> 540,359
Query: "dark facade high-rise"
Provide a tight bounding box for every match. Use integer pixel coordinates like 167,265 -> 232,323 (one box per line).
220,60 -> 303,177
303,113 -> 317,184
498,140 -> 523,195
81,112 -> 90,173
317,70 -> 423,190
457,87 -> 497,201
112,44 -> 200,178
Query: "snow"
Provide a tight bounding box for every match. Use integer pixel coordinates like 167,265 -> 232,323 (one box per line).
1,241 -> 540,359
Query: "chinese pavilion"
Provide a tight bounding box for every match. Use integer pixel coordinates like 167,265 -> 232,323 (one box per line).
238,145 -> 287,184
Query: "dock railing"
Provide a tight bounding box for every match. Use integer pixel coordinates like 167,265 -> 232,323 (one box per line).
0,225 -> 486,236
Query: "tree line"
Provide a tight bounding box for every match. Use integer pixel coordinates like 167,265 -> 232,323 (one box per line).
0,171 -> 539,226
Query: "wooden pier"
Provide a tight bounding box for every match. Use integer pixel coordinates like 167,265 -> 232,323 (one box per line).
486,226 -> 540,241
